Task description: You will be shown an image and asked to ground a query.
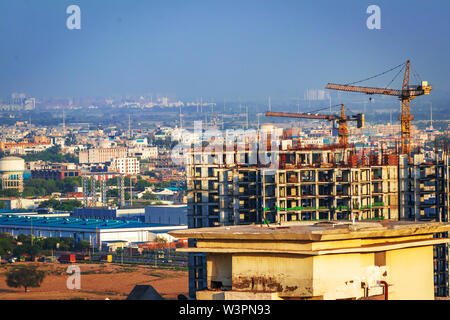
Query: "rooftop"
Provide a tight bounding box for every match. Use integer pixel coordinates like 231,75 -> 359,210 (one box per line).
169,220 -> 450,242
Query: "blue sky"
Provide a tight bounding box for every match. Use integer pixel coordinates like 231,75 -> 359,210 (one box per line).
0,0 -> 449,101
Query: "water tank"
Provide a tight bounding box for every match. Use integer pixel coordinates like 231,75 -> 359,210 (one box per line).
0,156 -> 25,172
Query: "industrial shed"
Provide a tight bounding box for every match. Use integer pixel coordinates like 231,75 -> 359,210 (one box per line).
0,215 -> 187,248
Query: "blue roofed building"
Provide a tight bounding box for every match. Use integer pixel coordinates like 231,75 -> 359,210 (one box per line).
0,215 -> 187,248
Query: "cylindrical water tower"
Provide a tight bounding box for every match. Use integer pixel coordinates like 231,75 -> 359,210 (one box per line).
0,156 -> 25,192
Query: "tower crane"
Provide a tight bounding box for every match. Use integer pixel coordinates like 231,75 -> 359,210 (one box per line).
325,60 -> 432,163
265,104 -> 364,147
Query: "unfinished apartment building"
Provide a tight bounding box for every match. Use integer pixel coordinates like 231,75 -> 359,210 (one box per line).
398,150 -> 450,297
185,142 -> 403,298
262,148 -> 399,224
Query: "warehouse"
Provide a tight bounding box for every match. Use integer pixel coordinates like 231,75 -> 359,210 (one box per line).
72,207 -> 146,222
0,215 -> 187,248
144,205 -> 187,225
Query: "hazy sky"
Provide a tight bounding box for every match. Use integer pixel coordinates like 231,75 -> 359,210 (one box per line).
0,0 -> 449,101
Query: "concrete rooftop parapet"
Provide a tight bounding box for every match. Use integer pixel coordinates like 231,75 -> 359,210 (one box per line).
169,220 -> 450,242
172,221 -> 450,300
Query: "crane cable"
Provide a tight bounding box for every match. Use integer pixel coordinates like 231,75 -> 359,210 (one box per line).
411,66 -> 422,83
384,63 -> 405,89
344,62 -> 406,86
308,103 -> 343,115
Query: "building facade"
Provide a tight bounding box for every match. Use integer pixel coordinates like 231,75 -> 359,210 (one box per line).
79,147 -> 128,164
111,157 -> 140,175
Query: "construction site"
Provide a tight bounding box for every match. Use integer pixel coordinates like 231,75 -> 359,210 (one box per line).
184,60 -> 450,299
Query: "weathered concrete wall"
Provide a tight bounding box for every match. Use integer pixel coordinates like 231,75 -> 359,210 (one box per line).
313,252 -> 384,299
231,253 -> 314,297
207,253 -> 232,288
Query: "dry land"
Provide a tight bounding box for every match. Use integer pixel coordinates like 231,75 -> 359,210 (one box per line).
0,262 -> 188,300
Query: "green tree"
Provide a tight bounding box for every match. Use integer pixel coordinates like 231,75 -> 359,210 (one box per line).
42,237 -> 60,250
0,234 -> 13,256
74,240 -> 91,252
6,266 -> 46,292
59,237 -> 75,251
17,234 -> 32,244
38,199 -> 82,211
23,145 -> 78,163
134,179 -> 151,191
155,237 -> 168,251
38,198 -> 60,209
13,244 -> 42,258
107,189 -> 119,198
58,200 -> 82,211
142,191 -> 158,200
0,189 -> 21,198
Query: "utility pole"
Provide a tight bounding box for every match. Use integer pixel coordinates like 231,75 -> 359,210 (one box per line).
430,102 -> 433,130
128,114 -> 131,139
101,175 -> 107,206
246,105 -> 249,129
62,107 -> 66,135
91,177 -> 97,207
130,176 -> 133,207
119,175 -> 125,207
329,95 -> 332,113
83,176 -> 89,207
30,217 -> 33,246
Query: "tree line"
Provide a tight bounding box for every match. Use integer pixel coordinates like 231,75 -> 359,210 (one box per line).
0,233 -> 91,259
23,145 -> 78,163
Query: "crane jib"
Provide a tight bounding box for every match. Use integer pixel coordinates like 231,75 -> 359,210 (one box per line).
325,83 -> 425,98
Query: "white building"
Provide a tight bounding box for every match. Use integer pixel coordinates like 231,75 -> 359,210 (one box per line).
128,146 -> 158,159
111,157 -> 140,175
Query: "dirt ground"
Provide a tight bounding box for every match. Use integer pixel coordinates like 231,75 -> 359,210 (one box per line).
0,262 -> 188,300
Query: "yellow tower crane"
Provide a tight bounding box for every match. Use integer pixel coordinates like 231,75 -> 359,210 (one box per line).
325,60 -> 432,163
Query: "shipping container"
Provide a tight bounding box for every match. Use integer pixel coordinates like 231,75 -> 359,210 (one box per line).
76,254 -> 90,261
100,254 -> 112,262
59,254 -> 76,263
